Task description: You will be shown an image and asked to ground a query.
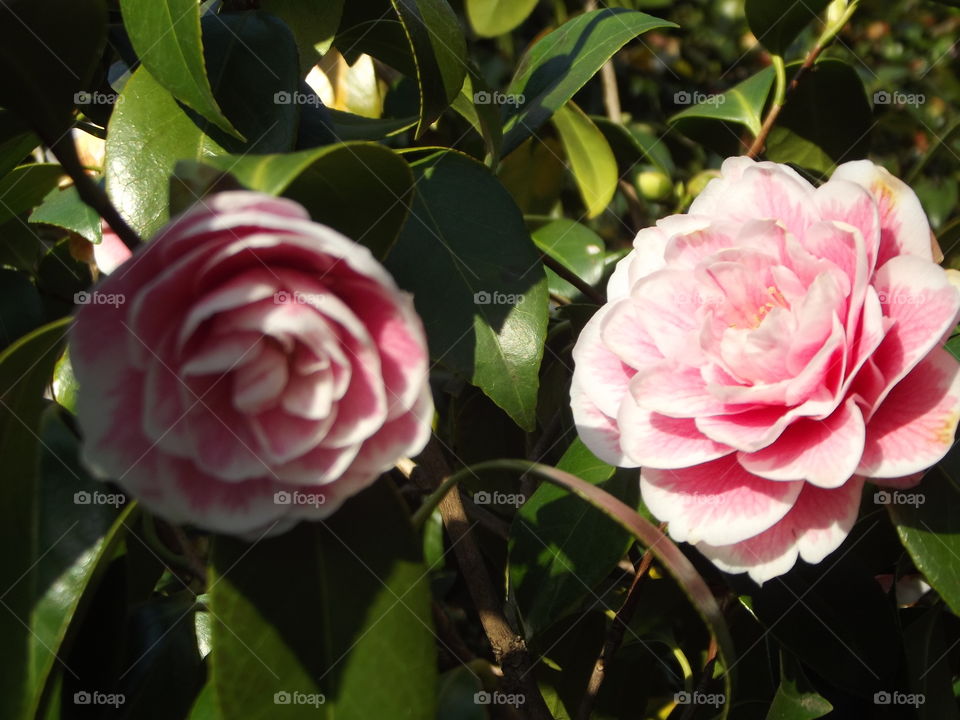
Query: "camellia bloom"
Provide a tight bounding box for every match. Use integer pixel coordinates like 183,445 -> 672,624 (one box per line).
72,192 -> 433,537
571,157 -> 960,583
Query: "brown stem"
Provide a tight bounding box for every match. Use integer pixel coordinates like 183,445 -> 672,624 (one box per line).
746,43 -> 828,159
541,252 -> 606,305
411,440 -> 553,720
47,131 -> 142,250
576,529 -> 662,720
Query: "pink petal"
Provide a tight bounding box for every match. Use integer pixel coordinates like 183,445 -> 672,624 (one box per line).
697,477 -> 864,584
739,398 -> 865,488
571,303 -> 636,418
618,398 -> 733,468
812,177 -> 881,274
570,378 -> 635,467
831,160 -> 933,268
858,347 -> 960,478
641,455 -> 803,546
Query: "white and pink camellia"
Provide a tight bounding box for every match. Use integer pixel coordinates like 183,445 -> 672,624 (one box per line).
72,192 -> 433,537
571,157 -> 960,583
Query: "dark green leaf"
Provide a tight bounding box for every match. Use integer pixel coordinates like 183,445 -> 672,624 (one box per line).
889,467 -> 960,617
765,60 -> 872,174
744,0 -> 832,55
670,67 -> 775,137
0,110 -> 38,179
0,164 -> 65,226
0,318 -> 71,720
501,8 -> 676,156
766,652 -> 833,720
531,219 -> 604,299
210,479 -> 436,719
551,102 -> 617,218
904,606 -> 960,720
261,0 -> 344,70
449,62 -> 503,161
387,150 -> 548,430
326,109 -> 417,141
0,268 -> 43,351
466,0 -> 537,37
509,438 -> 632,636
201,142 -> 414,259
0,0 -> 107,139
118,0 -> 239,137
30,185 -> 102,244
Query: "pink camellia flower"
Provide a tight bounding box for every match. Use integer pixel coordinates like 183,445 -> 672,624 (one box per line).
72,192 -> 433,537
571,157 -> 960,583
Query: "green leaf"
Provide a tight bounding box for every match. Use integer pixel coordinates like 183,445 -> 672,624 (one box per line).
0,318 -> 70,720
744,0 -> 831,55
326,109 -> 417,141
187,682 -> 219,720
551,102 -> 617,218
29,407 -> 133,720
509,438 -> 634,636
0,0 -> 107,139
466,0 -> 538,37
105,66 -> 225,239
497,137 -> 566,215
670,67 -> 775,137
592,117 -> 674,177
0,268 -> 43,351
531,219 -> 604,299
0,164 -> 65,226
765,60 -> 872,174
766,652 -> 833,720
200,142 -> 414,259
118,0 -> 240,138
29,185 -> 102,244
261,0 -> 344,69
889,467 -> 960,617
501,8 -> 676,157
904,607 -> 960,720
386,150 -> 548,430
390,0 -> 468,137
0,110 -> 38,179
449,62 -> 503,161
210,479 -> 436,719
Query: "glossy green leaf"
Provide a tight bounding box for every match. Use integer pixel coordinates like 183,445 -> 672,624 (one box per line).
0,0 -> 107,139
501,8 -> 676,156
766,652 -> 833,720
509,438 -> 633,636
745,0 -> 831,55
29,185 -> 102,244
105,67 -> 225,239
201,142 -> 414,259
118,0 -> 239,138
210,479 -> 436,719
889,467 -> 960,617
386,150 -> 548,430
552,102 -> 617,218
497,137 -> 566,215
531,219 -> 604,299
326,109 -> 417,141
391,0 -> 468,136
29,407 -> 132,720
904,606 -> 960,720
0,164 -> 65,226
765,60 -> 872,174
0,110 -> 38,179
261,0 -> 344,69
466,0 -> 538,37
670,66 -> 775,137
450,62 -> 503,161
0,318 -> 71,720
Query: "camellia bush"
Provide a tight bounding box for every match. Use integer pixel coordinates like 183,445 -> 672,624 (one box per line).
4,0 -> 960,717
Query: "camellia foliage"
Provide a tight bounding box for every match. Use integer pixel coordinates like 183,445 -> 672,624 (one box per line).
3,0 -> 960,718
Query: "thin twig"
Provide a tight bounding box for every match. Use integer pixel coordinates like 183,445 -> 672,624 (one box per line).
576,529 -> 662,720
410,440 -> 554,720
541,252 -> 606,305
